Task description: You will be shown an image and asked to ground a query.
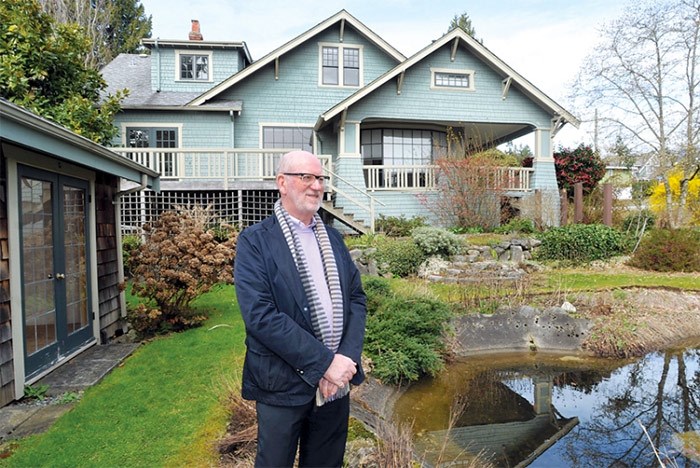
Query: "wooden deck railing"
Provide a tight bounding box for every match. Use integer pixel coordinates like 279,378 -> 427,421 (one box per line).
110,148 -> 532,192
363,165 -> 533,191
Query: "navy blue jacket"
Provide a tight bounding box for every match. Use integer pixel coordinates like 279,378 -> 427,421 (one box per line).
234,215 -> 367,406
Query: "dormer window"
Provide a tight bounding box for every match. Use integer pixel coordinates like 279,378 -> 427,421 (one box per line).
176,51 -> 212,81
431,68 -> 475,91
320,44 -> 362,87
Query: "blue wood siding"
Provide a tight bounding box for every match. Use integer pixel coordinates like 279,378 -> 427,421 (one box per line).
347,44 -> 552,129
219,24 -> 399,149
111,111 -> 232,148
152,48 -> 246,93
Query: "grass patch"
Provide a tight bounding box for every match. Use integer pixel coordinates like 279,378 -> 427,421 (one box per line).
532,269 -> 700,292
2,284 -> 244,468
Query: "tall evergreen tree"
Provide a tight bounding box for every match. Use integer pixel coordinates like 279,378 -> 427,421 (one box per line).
37,0 -> 151,68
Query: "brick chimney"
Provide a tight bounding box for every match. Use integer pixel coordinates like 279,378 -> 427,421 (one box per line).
189,20 -> 203,41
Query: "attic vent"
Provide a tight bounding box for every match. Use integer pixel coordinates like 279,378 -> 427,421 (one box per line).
189,20 -> 203,41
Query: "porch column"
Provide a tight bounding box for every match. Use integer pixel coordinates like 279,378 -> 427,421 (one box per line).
332,121 -> 371,226
527,128 -> 561,226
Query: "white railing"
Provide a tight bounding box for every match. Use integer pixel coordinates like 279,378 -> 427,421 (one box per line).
110,148 -> 532,192
363,164 -> 533,192
110,148 -> 332,187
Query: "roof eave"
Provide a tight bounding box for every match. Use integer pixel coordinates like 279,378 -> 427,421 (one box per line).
0,99 -> 159,189
189,10 -> 406,107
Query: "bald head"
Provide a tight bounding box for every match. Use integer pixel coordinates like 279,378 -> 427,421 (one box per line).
277,150 -> 320,175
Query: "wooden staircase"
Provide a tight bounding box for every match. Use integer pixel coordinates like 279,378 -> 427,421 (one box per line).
321,200 -> 369,235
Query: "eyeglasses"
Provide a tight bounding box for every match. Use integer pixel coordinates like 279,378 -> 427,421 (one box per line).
283,173 -> 327,185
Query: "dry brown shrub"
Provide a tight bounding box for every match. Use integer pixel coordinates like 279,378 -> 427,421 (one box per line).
129,205 -> 237,335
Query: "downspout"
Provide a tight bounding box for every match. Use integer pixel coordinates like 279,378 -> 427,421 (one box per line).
114,174 -> 149,335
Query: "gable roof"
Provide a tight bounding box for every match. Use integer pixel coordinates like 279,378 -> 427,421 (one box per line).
315,28 -> 580,133
189,9 -> 406,106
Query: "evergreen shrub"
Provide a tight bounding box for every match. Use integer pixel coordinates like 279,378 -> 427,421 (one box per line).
373,238 -> 426,277
363,290 -> 452,385
628,228 -> 700,272
536,223 -> 630,263
376,214 -> 427,237
494,217 -> 536,234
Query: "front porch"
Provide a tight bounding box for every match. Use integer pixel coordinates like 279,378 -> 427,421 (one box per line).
110,147 -> 535,234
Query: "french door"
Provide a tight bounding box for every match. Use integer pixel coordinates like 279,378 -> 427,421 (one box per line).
18,165 -> 93,378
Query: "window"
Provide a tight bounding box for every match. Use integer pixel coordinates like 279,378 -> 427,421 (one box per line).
431,68 -> 475,91
262,126 -> 313,152
320,44 -> 361,87
361,129 -> 447,166
360,129 -> 447,188
125,126 -> 179,176
177,52 -> 211,81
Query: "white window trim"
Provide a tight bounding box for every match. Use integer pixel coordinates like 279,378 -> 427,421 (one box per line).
120,123 -> 183,147
175,50 -> 213,82
259,123 -> 316,152
318,42 -> 364,88
430,67 -> 475,91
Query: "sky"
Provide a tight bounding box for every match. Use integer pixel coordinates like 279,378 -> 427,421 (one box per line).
138,0 -> 633,149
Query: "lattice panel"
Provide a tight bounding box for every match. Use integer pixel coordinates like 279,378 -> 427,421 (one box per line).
120,190 -> 279,234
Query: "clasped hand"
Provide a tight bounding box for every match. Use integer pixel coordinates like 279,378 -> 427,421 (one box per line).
320,354 -> 356,398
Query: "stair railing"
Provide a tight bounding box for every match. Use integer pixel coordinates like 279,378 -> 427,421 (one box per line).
323,167 -> 385,234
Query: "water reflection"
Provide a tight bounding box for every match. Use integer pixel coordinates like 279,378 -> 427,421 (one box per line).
393,344 -> 700,467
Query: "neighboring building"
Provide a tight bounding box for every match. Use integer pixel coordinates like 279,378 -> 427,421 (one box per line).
0,98 -> 158,407
102,10 -> 579,233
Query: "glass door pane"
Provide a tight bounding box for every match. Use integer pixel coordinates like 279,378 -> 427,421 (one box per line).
63,186 -> 88,335
20,177 -> 57,356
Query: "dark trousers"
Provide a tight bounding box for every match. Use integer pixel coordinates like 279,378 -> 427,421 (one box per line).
255,394 -> 350,467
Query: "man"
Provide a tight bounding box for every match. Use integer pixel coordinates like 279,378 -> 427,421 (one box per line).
234,150 -> 367,467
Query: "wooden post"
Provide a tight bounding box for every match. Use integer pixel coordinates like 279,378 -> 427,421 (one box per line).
560,189 -> 568,226
574,182 -> 584,223
603,183 -> 613,226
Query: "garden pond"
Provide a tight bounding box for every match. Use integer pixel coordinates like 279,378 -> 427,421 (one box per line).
393,340 -> 700,467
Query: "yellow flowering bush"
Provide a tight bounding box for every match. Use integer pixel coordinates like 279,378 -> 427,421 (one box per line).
649,171 -> 700,226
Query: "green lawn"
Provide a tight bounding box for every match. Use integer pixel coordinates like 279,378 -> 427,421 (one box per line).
1,284 -> 245,468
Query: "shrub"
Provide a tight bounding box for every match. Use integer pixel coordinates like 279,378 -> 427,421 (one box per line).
628,229 -> 700,272
129,206 -> 237,336
536,224 -> 630,263
373,238 -> 426,277
411,226 -> 464,258
122,234 -> 142,278
364,296 -> 452,385
494,217 -> 536,235
554,144 -> 606,198
376,215 -> 427,237
362,276 -> 393,313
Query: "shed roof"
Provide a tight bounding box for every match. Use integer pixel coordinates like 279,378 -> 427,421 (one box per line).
0,98 -> 159,190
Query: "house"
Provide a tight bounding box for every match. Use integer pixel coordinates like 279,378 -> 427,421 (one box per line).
102,10 -> 579,233
0,98 -> 159,407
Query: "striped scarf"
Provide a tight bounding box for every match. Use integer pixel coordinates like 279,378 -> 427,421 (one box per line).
274,200 -> 344,353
